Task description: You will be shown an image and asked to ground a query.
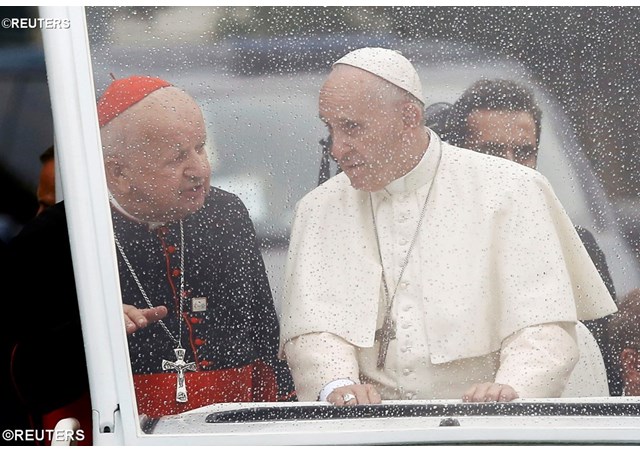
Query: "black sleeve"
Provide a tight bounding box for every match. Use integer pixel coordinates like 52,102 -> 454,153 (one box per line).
214,191 -> 296,396
4,202 -> 89,414
575,225 -> 616,300
574,226 -> 623,396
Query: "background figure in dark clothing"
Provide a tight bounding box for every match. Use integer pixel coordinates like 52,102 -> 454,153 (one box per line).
36,146 -> 56,216
608,289 -> 640,396
429,78 -> 621,395
1,143 -> 90,445
2,201 -> 91,445
0,163 -> 38,241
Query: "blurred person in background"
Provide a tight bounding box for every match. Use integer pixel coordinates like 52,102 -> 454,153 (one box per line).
36,145 -> 56,216
607,289 -> 640,396
1,145 -> 89,445
0,163 -> 37,241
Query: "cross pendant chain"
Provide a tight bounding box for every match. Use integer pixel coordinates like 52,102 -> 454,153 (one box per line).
116,222 -> 195,403
162,348 -> 197,403
375,311 -> 397,369
369,152 -> 441,370
369,190 -> 432,370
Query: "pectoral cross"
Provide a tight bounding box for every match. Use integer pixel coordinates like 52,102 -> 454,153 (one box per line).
162,348 -> 197,403
375,311 -> 396,369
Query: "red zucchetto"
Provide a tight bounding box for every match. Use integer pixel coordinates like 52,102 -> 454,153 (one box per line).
97,75 -> 172,127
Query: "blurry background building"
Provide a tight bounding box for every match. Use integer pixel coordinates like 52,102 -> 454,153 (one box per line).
1,6 -> 638,264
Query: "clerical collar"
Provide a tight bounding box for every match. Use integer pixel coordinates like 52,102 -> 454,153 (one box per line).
382,128 -> 441,195
109,193 -> 166,230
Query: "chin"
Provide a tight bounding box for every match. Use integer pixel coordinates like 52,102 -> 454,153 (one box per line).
345,168 -> 386,193
185,200 -> 206,216
182,189 -> 207,207
348,176 -> 384,193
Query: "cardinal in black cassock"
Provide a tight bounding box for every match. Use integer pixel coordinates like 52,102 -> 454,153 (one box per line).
98,75 -> 296,418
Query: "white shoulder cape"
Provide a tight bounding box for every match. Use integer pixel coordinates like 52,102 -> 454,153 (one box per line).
280,135 -> 616,364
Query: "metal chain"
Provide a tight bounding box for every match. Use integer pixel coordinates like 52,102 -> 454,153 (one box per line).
370,191 -> 429,314
113,221 -> 185,348
370,150 -> 442,316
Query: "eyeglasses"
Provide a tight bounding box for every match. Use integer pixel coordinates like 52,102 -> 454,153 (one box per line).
474,142 -> 538,164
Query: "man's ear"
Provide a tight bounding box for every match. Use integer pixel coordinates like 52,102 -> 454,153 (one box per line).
401,102 -> 423,129
104,156 -> 130,196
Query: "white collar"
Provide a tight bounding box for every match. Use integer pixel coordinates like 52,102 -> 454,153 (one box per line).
380,128 -> 441,196
109,193 -> 165,230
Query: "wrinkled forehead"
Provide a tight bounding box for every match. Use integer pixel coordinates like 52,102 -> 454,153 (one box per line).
111,88 -> 204,138
320,65 -> 393,112
101,87 -> 205,158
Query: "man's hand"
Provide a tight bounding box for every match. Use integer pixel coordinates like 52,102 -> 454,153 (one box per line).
123,304 -> 168,335
462,382 -> 519,402
327,384 -> 382,406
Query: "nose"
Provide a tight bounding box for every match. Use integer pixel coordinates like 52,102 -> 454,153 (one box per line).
329,132 -> 349,162
184,147 -> 210,180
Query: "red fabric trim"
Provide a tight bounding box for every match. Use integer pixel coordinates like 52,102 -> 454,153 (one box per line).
133,365 -> 257,418
279,390 -> 298,402
157,231 -> 200,368
11,342 -> 93,445
41,391 -> 93,446
251,359 -> 278,402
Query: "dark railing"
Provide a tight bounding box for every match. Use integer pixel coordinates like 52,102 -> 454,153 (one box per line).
205,402 -> 640,424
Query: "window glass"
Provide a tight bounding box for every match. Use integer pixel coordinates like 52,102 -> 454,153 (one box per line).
84,6 -> 640,437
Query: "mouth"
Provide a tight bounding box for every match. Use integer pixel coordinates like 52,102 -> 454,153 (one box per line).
180,184 -> 207,198
340,161 -> 364,171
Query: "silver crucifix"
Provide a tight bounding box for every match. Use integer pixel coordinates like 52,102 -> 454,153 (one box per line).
162,348 -> 197,403
375,311 -> 396,369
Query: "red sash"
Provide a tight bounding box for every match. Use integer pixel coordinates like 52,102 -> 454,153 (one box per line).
133,361 -> 277,418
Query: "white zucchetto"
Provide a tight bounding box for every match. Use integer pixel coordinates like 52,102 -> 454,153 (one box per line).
333,47 -> 425,104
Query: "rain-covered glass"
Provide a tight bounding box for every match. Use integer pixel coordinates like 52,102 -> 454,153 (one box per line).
85,6 -> 640,436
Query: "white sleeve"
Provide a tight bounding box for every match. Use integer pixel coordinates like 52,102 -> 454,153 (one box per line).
283,332 -> 360,401
318,378 -> 357,402
494,322 -> 579,398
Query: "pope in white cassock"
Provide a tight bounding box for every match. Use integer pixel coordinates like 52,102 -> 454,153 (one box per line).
279,47 -> 617,405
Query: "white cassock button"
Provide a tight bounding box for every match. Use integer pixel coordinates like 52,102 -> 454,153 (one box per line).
399,237 -> 408,246
403,368 -> 412,376
402,304 -> 411,312
400,281 -> 410,289
401,322 -> 411,329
